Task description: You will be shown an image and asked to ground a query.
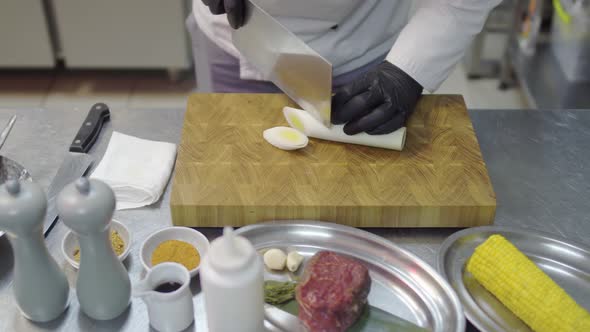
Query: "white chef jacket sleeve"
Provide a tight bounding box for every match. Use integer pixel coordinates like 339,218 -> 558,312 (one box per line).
387,0 -> 502,92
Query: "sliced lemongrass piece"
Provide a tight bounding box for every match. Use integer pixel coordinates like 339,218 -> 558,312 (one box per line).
283,107 -> 407,151
263,126 -> 308,151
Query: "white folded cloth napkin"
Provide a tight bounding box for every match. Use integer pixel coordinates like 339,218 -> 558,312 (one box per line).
91,131 -> 177,210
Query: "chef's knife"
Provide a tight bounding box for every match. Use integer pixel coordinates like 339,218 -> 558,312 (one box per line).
232,1 -> 332,127
0,115 -> 16,150
43,103 -> 110,235
264,304 -> 308,332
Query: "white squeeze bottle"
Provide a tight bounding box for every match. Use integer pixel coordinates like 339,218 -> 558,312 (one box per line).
201,226 -> 264,332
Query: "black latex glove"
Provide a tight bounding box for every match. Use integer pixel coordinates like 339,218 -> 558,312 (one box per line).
201,0 -> 245,29
332,61 -> 423,135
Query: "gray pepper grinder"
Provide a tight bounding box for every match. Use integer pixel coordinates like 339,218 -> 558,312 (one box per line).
57,178 -> 131,320
0,180 -> 69,322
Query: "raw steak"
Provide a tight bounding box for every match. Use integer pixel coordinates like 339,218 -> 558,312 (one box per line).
296,251 -> 371,332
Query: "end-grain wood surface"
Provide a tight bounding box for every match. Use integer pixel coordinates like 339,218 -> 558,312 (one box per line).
170,94 -> 496,227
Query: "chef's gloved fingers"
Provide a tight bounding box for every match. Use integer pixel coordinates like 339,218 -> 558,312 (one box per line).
366,112 -> 405,135
331,90 -> 383,125
225,0 -> 245,29
343,103 -> 394,136
208,0 -> 226,15
332,79 -> 371,118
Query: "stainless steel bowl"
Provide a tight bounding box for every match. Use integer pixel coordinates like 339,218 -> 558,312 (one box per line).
0,155 -> 31,184
0,155 -> 31,237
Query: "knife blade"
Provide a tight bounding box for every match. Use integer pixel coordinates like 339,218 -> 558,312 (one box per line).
43,103 -> 110,235
264,304 -> 308,332
0,115 -> 16,150
232,1 -> 332,127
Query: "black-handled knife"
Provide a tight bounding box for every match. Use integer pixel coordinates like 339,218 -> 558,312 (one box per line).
43,103 -> 111,235
70,102 -> 110,153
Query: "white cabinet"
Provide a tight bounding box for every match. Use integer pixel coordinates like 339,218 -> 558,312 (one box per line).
52,0 -> 191,70
0,0 -> 55,67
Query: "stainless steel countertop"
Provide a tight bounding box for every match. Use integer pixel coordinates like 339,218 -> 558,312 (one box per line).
508,42 -> 590,109
0,106 -> 589,331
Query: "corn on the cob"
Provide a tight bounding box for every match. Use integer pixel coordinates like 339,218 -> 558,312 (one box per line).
467,234 -> 590,332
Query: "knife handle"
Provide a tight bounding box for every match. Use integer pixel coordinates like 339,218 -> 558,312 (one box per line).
70,103 -> 110,153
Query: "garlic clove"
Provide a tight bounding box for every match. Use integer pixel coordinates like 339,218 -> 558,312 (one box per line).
286,251 -> 304,272
263,248 -> 287,270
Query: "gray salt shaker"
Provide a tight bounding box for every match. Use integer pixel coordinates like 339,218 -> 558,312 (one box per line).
0,180 -> 69,322
57,178 -> 131,320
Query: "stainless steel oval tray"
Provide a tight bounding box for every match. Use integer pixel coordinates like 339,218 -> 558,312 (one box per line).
236,220 -> 464,332
436,226 -> 590,332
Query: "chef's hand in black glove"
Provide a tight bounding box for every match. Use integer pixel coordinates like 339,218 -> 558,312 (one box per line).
332,61 -> 423,135
201,0 -> 245,29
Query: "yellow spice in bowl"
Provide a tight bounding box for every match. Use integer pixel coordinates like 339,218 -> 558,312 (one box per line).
151,240 -> 200,271
74,230 -> 125,262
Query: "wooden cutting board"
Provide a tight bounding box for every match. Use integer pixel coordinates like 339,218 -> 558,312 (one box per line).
170,93 -> 496,227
